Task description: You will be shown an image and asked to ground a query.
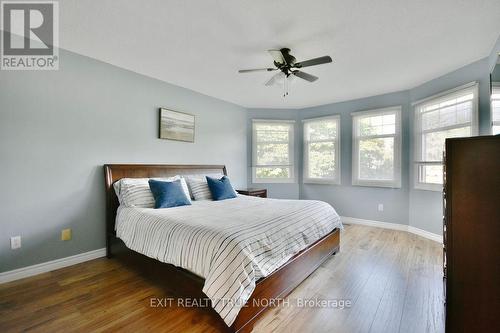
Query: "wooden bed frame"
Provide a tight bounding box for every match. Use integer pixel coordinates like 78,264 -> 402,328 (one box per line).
104,164 -> 340,333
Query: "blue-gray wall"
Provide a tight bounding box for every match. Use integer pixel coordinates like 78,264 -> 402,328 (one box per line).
299,91 -> 411,225
2,40 -> 498,273
489,35 -> 500,72
408,58 -> 492,234
492,65 -> 500,81
0,49 -> 247,272
248,56 -> 495,236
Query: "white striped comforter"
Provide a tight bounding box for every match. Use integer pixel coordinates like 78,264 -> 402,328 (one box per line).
115,195 -> 342,326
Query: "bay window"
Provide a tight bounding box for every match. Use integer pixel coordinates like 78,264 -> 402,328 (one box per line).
252,120 -> 295,183
414,82 -> 478,191
303,115 -> 341,184
492,83 -> 500,135
352,106 -> 402,188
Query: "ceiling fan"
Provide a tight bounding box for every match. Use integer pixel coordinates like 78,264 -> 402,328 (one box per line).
238,48 -> 332,96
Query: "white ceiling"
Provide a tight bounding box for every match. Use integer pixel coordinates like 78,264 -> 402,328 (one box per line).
59,0 -> 500,109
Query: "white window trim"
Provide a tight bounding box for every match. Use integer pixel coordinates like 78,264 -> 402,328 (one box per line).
413,82 -> 479,191
351,106 -> 402,188
252,119 -> 295,184
492,82 -> 500,134
411,81 -> 478,107
302,115 -> 341,185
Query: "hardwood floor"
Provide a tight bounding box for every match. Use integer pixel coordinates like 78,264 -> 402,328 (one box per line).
0,225 -> 444,333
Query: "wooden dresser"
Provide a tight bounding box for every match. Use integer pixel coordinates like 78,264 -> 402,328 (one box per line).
443,136 -> 500,333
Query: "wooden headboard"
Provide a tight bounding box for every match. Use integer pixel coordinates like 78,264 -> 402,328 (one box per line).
104,164 -> 227,237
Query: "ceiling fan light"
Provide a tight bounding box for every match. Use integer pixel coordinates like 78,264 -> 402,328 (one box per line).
267,72 -> 295,86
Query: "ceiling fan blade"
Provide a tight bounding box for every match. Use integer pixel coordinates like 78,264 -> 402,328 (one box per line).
294,56 -> 332,68
238,68 -> 276,73
265,72 -> 285,86
292,70 -> 318,82
268,49 -> 286,65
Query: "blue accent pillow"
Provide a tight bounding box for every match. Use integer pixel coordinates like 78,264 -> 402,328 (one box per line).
148,179 -> 192,209
206,176 -> 237,201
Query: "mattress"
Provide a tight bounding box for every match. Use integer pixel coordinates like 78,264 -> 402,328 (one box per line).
115,195 -> 342,326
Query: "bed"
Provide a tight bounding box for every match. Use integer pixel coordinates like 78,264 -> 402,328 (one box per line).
104,164 -> 342,332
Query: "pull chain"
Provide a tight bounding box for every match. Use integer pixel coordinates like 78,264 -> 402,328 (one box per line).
283,75 -> 289,98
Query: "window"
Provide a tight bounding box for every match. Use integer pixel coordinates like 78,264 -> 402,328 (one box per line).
492,83 -> 500,135
414,82 -> 478,191
303,115 -> 341,184
352,106 -> 402,188
252,120 -> 294,183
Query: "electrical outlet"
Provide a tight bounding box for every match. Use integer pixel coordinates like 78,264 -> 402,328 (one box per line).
10,236 -> 21,249
378,203 -> 384,212
61,228 -> 72,241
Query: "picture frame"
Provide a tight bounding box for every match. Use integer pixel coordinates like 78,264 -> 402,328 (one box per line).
159,108 -> 195,142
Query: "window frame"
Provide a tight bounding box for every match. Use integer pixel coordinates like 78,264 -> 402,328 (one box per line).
252,119 -> 295,184
413,82 -> 479,191
302,115 -> 341,185
492,82 -> 500,135
351,106 -> 402,188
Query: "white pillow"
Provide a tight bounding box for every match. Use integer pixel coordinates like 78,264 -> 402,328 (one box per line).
184,173 -> 223,199
186,177 -> 213,201
113,181 -> 124,205
114,176 -> 190,207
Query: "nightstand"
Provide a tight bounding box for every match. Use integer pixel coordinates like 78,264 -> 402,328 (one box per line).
236,188 -> 267,198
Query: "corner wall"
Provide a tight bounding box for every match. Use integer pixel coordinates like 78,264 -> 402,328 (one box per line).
248,56 -> 494,235
299,91 -> 411,225
0,49 -> 248,272
408,58 -> 492,234
488,35 -> 500,72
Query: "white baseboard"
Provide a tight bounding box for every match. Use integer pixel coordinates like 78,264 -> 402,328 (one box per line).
341,216 -> 408,232
0,217 -> 441,284
407,226 -> 443,243
341,216 -> 443,243
0,248 -> 106,284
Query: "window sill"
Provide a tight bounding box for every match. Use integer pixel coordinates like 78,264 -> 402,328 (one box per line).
352,180 -> 401,189
303,179 -> 340,185
252,178 -> 296,184
414,183 -> 443,192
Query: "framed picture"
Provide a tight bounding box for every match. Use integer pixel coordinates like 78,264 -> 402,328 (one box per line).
159,108 -> 195,142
